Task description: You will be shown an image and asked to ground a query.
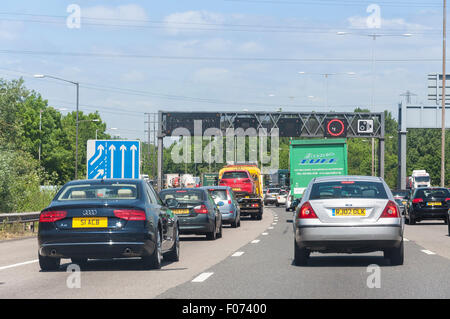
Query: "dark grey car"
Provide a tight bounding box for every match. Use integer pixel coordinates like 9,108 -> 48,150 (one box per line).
159,188 -> 222,240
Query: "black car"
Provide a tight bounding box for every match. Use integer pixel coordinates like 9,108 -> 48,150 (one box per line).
38,179 -> 180,271
406,187 -> 450,225
159,188 -> 222,240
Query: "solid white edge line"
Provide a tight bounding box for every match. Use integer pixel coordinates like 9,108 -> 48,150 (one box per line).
192,272 -> 214,282
0,259 -> 39,271
421,249 -> 436,255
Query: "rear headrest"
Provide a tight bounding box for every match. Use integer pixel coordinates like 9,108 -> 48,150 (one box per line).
71,191 -> 86,199
362,189 -> 376,198
118,189 -> 133,198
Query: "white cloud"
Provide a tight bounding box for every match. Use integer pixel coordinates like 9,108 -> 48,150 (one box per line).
238,41 -> 264,54
164,11 -> 225,35
0,21 -> 23,40
121,70 -> 146,83
192,68 -> 231,83
82,4 -> 148,25
347,16 -> 429,32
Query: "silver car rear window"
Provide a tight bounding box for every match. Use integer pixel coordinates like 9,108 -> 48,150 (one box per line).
208,189 -> 228,200
310,181 -> 388,200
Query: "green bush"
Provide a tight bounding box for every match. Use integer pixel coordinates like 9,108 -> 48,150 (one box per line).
0,148 -> 55,213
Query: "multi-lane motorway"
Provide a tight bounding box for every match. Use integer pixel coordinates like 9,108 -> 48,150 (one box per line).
1,208 -> 449,299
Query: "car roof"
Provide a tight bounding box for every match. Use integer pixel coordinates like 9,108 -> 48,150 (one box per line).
65,179 -> 143,185
160,187 -> 206,192
200,186 -> 230,190
312,175 -> 384,183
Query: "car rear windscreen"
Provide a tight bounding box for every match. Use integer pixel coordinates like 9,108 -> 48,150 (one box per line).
222,171 -> 248,179
57,183 -> 138,200
160,189 -> 205,203
268,188 -> 280,193
310,181 -> 388,200
208,189 -> 228,200
414,188 -> 449,199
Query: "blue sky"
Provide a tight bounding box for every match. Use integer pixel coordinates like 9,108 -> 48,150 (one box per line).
0,0 -> 446,140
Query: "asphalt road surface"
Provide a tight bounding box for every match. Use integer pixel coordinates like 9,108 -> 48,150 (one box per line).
1,207 -> 449,299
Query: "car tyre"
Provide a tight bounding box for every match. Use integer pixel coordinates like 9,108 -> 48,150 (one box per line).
385,240 -> 404,266
164,225 -> 180,262
206,223 -> 217,240
294,240 -> 309,266
231,217 -> 238,228
217,221 -> 223,239
39,254 -> 60,271
142,228 -> 162,269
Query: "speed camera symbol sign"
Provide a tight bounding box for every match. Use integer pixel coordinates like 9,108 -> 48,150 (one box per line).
358,120 -> 374,133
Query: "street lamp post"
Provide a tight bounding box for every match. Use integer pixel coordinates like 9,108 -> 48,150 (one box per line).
34,74 -> 80,179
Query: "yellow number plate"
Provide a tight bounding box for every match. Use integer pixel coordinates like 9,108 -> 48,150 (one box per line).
173,209 -> 190,215
427,202 -> 441,206
72,217 -> 108,228
232,188 -> 240,191
333,208 -> 366,216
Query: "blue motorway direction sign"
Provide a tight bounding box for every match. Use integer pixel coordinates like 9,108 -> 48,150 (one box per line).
86,140 -> 140,179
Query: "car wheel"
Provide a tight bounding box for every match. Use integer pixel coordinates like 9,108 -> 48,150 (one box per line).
294,240 -> 309,266
39,254 -> 60,271
237,216 -> 241,227
164,225 -> 180,262
385,240 -> 404,266
206,223 -> 217,240
231,217 -> 238,228
217,220 -> 223,239
142,227 -> 162,269
409,213 -> 416,225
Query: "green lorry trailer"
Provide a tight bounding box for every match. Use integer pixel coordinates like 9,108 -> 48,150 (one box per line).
289,139 -> 348,199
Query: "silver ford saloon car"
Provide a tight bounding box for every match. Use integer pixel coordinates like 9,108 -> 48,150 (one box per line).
293,176 -> 404,266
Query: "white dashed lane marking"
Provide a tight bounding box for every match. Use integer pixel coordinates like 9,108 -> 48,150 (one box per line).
232,251 -> 245,257
251,240 -> 260,244
192,272 -> 214,282
421,250 -> 436,255
0,260 -> 38,271
262,232 -> 269,235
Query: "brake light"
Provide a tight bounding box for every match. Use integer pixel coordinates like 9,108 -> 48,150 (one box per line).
194,204 -> 209,214
297,202 -> 318,219
114,209 -> 146,221
445,198 -> 450,202
341,181 -> 355,184
251,203 -> 259,207
412,198 -> 424,204
39,210 -> 67,223
381,201 -> 399,218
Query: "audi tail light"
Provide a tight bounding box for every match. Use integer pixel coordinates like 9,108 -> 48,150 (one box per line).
39,210 -> 67,223
114,209 -> 146,221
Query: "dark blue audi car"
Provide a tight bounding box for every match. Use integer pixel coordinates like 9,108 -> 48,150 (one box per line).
38,179 -> 180,271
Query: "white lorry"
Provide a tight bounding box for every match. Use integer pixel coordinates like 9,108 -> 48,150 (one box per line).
407,170 -> 431,189
181,174 -> 196,188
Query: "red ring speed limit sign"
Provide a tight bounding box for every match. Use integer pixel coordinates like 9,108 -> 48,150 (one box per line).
326,119 -> 345,137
